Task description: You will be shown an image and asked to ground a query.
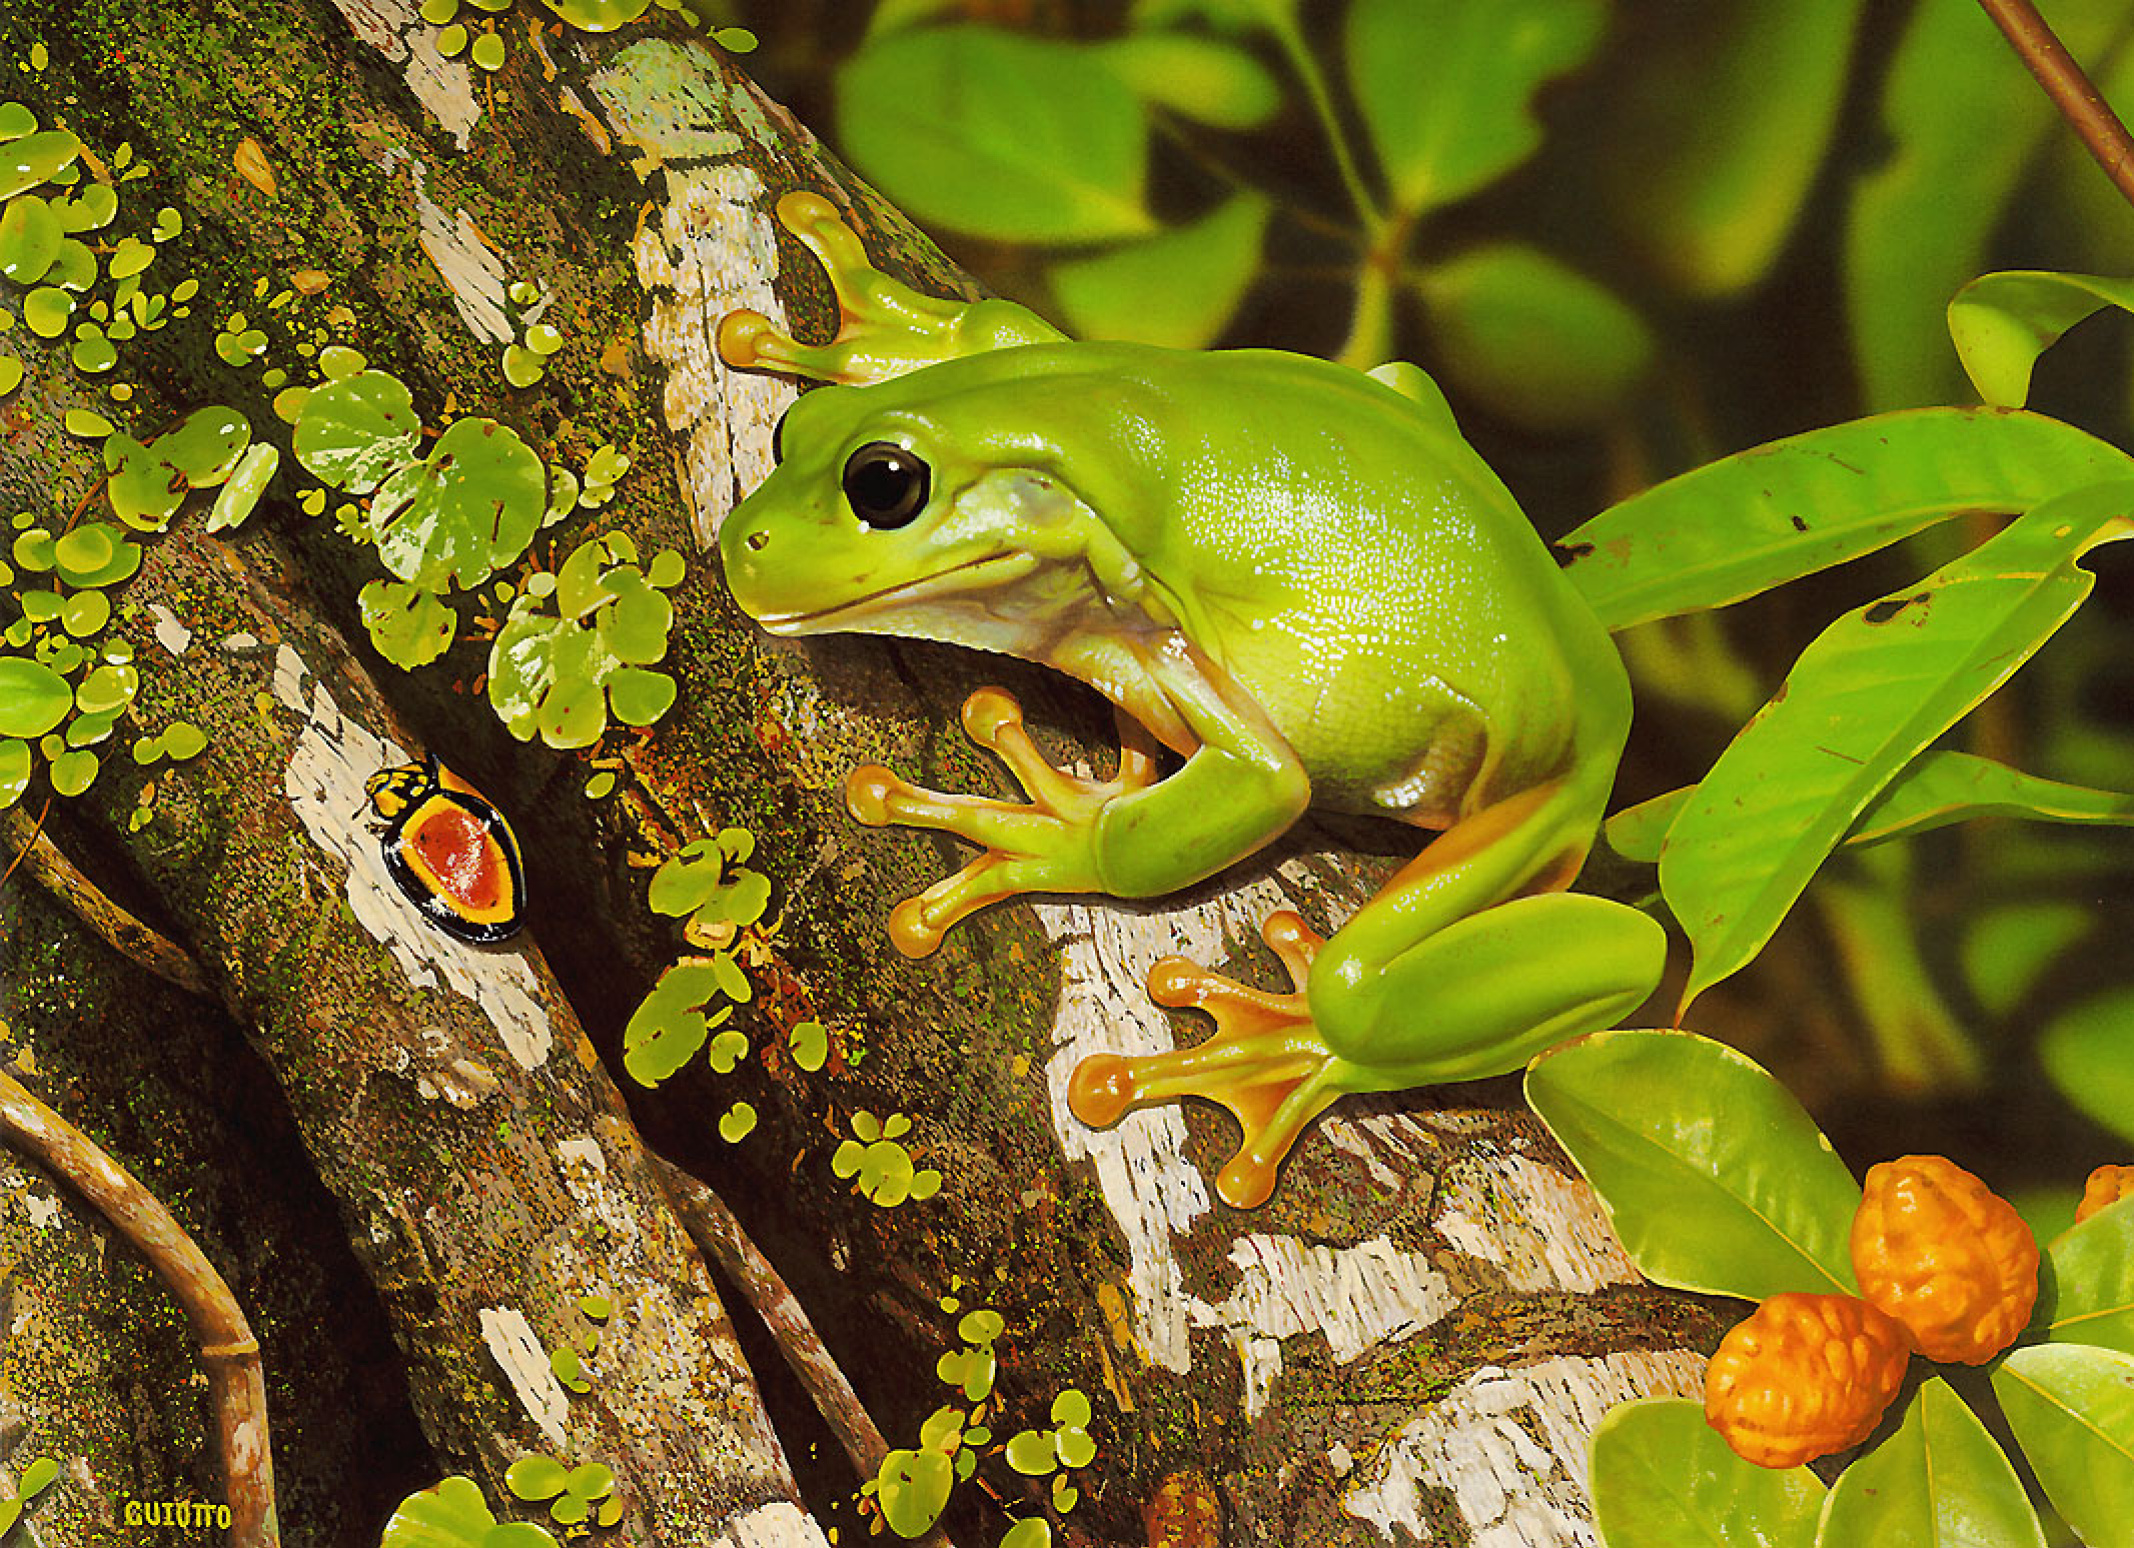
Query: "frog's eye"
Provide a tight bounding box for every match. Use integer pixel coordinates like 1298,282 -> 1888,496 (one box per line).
842,441 -> 931,530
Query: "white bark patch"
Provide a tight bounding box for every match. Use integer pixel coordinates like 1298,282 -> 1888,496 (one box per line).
147,603 -> 192,656
1187,1229 -> 1461,1418
1433,1148 -> 1643,1295
261,641 -> 553,1069
20,1187 -> 60,1230
589,47 -> 793,549
480,1305 -> 571,1450
327,0 -> 480,147
1342,1350 -> 1706,1547
713,1501 -> 831,1548
414,190 -> 515,344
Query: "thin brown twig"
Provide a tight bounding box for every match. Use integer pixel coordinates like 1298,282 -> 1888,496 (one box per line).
0,1068 -> 277,1545
3,808 -> 211,996
1979,0 -> 2134,210
650,1155 -> 956,1548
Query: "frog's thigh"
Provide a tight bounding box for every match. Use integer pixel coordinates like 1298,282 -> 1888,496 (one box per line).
1095,740 -> 1309,897
1312,891 -> 1664,1076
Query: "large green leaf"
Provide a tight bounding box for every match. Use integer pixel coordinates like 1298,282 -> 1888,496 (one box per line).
1525,1030 -> 1860,1300
1092,32 -> 1279,130
2041,1199 -> 2134,1355
1604,0 -> 1864,297
1993,1344 -> 2134,1548
2039,989 -> 2134,1148
1607,749 -> 2134,864
1662,480 -> 2134,1005
1816,1380 -> 2044,1548
836,27 -> 1156,243
1048,193 -> 1269,349
1949,269 -> 2134,408
1343,0 -> 1602,216
1559,408 -> 2132,633
1846,1 -> 2130,408
1589,1398 -> 1824,1548
1411,243 -> 1652,430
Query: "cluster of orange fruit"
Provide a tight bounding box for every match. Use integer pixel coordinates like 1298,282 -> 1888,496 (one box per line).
1703,1158 -> 2133,1468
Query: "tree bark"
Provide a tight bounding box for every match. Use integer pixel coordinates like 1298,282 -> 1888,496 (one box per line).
0,3 -> 1725,1545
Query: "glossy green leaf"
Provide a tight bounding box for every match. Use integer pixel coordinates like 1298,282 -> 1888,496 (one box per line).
1589,1397 -> 1824,1548
1817,1379 -> 2043,1548
1611,749 -> 2134,865
1093,32 -> 1279,130
0,193 -> 61,283
999,1521 -> 1051,1548
360,579 -> 458,669
1664,481 -> 2134,1004
1948,269 -> 2134,408
372,416 -> 545,591
0,740 -> 30,808
1559,408 -> 2132,633
876,1447 -> 954,1538
155,405 -> 251,486
106,434 -> 187,532
1846,750 -> 2134,845
2041,1198 -> 2134,1355
48,747 -> 98,797
207,443 -> 280,532
1993,1344 -> 2134,1548
380,1477 -> 519,1548
23,286 -> 72,337
0,130 -> 81,201
1526,1029 -> 1859,1299
534,0 -> 651,31
74,662 -> 137,716
1412,243 -> 1652,430
485,1525 -> 561,1548
1845,1 -> 2125,408
1605,0 -> 1863,296
718,1102 -> 757,1141
61,590 -> 110,638
504,1456 -> 569,1502
1345,0 -> 1599,216
0,657 -> 71,737
837,26 -> 1156,243
1048,193 -> 1269,350
293,369 -> 421,494
606,665 -> 674,726
621,961 -> 728,1086
2039,989 -> 2134,1148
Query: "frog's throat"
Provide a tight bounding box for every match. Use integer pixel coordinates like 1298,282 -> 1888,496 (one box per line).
751,550 -> 1040,635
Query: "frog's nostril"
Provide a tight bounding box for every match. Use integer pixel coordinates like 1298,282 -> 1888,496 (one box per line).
746,530 -> 770,551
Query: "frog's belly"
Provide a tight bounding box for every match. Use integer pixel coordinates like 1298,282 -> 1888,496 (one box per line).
1228,637 -> 1561,825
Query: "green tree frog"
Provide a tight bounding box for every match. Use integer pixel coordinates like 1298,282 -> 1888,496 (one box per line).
717,193 -> 1665,1208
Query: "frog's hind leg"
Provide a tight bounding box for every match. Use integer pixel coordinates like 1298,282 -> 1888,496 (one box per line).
1071,912 -> 1354,1209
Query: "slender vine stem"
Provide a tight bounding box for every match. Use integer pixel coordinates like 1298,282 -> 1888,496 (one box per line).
1979,0 -> 2134,210
0,1068 -> 277,1545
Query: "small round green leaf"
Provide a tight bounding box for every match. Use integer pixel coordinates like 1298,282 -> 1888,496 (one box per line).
48,747 -> 96,796
372,416 -> 545,591
0,657 -> 71,736
0,130 -> 82,202
359,578 -> 458,669
718,1102 -> 757,1141
293,369 -> 421,494
0,740 -> 30,807
155,404 -> 251,486
505,1455 -> 570,1502
379,1476 -> 503,1547
1005,1430 -> 1057,1475
0,193 -> 62,283
875,1448 -> 954,1538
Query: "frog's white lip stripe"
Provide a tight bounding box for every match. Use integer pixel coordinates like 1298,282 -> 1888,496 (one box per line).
755,550 -> 1033,634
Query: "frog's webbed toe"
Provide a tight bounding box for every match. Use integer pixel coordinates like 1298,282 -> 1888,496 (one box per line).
848,687 -> 1158,956
1069,911 -> 1351,1209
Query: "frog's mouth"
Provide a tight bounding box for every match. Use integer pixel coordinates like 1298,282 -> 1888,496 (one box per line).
754,550 -> 1040,635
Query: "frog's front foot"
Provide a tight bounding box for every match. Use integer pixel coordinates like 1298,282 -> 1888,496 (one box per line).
847,687 -> 1157,957
1069,911 -> 1348,1209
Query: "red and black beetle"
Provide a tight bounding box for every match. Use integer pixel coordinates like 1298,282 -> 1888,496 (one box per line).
364,755 -> 527,944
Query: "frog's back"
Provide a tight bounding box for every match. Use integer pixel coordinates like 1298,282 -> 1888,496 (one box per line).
1091,347 -> 1624,823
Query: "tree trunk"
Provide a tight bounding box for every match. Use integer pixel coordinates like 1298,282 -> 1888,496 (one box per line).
0,3 -> 1724,1545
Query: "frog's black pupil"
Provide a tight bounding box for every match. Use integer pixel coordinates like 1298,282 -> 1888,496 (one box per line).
843,442 -> 930,529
